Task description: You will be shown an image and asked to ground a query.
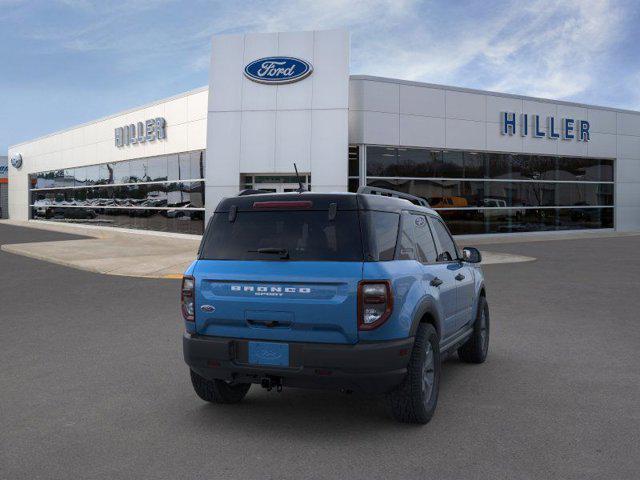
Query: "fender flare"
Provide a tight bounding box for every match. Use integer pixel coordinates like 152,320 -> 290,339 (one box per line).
473,281 -> 487,313
409,297 -> 443,338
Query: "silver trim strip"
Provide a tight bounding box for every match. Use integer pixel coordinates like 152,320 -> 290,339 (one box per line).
433,205 -> 613,211
29,205 -> 205,211
363,143 -> 616,160
30,179 -> 205,191
365,176 -> 614,184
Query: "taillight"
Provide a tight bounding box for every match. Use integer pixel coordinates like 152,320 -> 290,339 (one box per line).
358,281 -> 393,330
181,275 -> 195,322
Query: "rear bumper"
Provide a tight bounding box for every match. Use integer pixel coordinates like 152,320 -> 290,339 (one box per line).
183,333 -> 414,394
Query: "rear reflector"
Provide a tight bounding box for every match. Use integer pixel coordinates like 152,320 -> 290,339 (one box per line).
253,201 -> 313,209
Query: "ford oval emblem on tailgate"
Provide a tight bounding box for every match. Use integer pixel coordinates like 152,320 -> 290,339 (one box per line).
244,56 -> 313,84
200,305 -> 215,312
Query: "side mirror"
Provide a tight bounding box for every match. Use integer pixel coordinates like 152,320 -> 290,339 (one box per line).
462,247 -> 482,264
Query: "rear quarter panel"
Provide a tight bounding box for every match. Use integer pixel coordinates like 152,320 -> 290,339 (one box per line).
359,260 -> 426,341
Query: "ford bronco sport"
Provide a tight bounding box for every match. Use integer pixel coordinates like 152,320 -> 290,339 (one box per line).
182,187 -> 489,424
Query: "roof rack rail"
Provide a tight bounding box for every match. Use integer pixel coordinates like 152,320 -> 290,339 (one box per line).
357,186 -> 430,207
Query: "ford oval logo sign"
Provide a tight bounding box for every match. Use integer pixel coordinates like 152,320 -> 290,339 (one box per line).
244,56 -> 313,85
10,153 -> 23,169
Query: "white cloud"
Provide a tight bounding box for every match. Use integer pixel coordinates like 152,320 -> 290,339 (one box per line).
343,0 -> 625,101
483,0 -> 624,99
6,0 -> 634,105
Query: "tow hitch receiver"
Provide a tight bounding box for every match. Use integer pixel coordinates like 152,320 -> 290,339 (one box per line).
260,376 -> 283,392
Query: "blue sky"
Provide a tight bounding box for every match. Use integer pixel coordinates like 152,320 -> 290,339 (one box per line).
2,0 -> 639,153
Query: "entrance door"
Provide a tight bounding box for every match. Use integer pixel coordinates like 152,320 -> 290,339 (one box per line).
242,174 -> 310,193
255,182 -> 303,193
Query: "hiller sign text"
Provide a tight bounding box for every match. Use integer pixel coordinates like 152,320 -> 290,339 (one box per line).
500,112 -> 590,142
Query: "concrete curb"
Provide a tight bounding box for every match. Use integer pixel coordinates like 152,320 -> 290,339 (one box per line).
0,243 -> 184,279
0,218 -> 202,241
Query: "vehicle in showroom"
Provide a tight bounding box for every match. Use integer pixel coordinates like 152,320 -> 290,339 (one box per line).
181,187 -> 489,424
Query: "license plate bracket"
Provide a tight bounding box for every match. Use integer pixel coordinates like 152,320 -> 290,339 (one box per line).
248,341 -> 290,367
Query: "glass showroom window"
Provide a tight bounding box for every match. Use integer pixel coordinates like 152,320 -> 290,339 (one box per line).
29,150 -> 206,235
364,146 -> 614,235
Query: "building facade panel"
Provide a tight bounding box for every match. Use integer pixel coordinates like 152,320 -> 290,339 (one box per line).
557,135 -> 589,157
445,118 -> 486,150
446,90 -> 485,122
588,108 -> 617,134
617,112 -> 640,137
485,95 -> 523,124
275,110 -> 312,172
399,85 -> 445,117
208,35 -> 243,112
363,111 -> 400,146
359,80 -> 399,114
399,114 -> 446,148
310,29 -> 350,110
310,108 -> 349,191
588,132 -> 618,158
616,158 -> 640,182
485,123 -> 524,153
617,135 -> 640,160
617,206 -> 640,230
275,31 -> 315,111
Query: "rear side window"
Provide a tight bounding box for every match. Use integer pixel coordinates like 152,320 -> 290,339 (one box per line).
362,211 -> 399,261
397,214 -> 415,260
200,210 -> 363,261
429,217 -> 458,262
412,214 -> 438,263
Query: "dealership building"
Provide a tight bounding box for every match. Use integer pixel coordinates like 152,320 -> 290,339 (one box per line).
7,29 -> 640,236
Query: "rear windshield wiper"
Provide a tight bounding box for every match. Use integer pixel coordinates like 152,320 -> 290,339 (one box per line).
248,247 -> 290,259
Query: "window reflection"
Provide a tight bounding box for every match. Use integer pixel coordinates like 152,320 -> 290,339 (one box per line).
364,146 -> 615,234
368,179 -> 614,209
112,161 -> 130,184
28,151 -> 206,234
367,147 -> 614,183
129,159 -> 148,183
148,155 -> 168,182
437,207 -> 613,235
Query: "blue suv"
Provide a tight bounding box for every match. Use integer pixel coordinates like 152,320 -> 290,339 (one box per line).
182,187 -> 489,424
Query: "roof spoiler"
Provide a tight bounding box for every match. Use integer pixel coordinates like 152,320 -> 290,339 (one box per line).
357,186 -> 430,207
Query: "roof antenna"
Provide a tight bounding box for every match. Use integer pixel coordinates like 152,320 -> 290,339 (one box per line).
293,163 -> 306,193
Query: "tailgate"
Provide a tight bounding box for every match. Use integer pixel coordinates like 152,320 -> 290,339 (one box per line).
194,260 -> 363,344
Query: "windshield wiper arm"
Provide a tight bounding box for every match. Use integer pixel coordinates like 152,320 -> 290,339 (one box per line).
248,247 -> 290,259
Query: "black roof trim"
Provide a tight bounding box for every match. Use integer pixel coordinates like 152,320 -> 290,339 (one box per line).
215,191 -> 437,215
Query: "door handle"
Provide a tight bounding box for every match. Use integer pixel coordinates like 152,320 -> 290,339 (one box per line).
455,273 -> 465,281
430,277 -> 443,287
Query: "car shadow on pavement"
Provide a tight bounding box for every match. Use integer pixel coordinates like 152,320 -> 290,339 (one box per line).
179,356 -> 479,434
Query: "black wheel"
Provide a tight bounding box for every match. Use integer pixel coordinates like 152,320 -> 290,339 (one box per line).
190,369 -> 251,404
458,295 -> 490,364
387,323 -> 441,424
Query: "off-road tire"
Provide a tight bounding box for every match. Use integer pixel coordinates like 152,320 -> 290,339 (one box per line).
190,369 -> 251,404
458,295 -> 490,364
387,323 -> 441,424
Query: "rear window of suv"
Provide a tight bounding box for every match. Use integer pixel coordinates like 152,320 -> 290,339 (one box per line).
200,210 -> 364,261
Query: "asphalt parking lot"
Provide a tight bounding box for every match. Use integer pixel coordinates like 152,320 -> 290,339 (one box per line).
1,224 -> 639,480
